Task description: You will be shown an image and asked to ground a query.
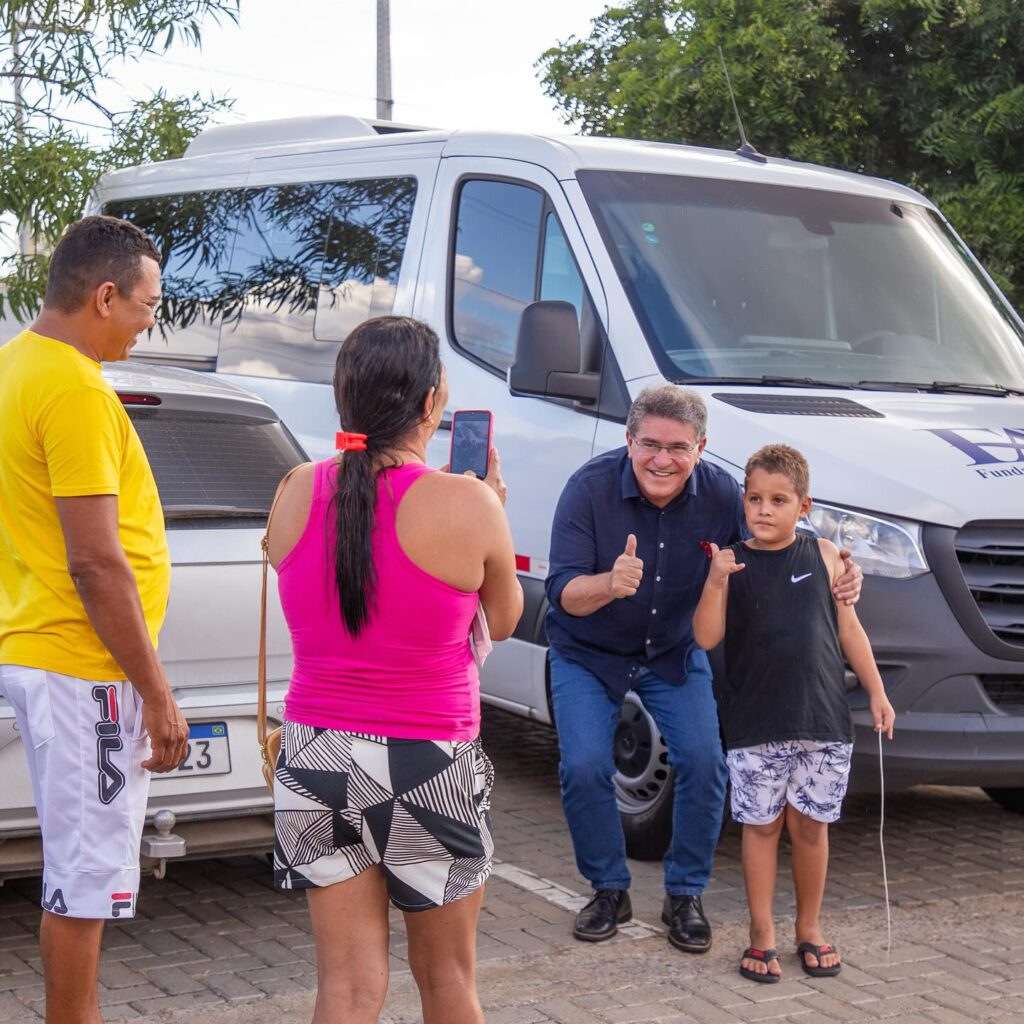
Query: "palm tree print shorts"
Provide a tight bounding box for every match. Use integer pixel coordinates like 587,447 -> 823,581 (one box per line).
273,722 -> 494,911
726,740 -> 853,824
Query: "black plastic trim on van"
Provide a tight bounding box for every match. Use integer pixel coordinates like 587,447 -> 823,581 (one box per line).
512,575 -> 549,647
925,522 -> 1024,663
713,394 -> 884,418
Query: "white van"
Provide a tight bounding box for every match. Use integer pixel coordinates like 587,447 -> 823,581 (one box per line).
94,114 -> 1024,855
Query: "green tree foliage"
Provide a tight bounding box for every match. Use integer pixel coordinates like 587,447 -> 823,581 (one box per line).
539,0 -> 1024,309
0,1 -> 239,318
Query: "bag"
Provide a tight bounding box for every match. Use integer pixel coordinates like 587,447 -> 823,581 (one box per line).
258,466 -> 304,794
258,533 -> 283,793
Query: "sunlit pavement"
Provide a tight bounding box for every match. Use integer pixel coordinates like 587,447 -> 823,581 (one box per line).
1,707 -> 1022,1022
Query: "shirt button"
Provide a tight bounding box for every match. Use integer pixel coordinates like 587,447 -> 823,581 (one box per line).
656,575 -> 661,582
659,542 -> 665,549
652,608 -> 658,615
646,638 -> 652,645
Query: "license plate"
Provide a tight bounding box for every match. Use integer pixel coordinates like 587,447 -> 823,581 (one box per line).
176,722 -> 231,776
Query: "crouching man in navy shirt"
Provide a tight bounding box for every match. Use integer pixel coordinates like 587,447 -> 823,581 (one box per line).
544,385 -> 862,953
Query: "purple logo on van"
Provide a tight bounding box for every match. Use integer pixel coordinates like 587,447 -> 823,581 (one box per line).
926,427 -> 1024,479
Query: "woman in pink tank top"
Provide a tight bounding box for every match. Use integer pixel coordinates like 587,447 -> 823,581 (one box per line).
267,317 -> 522,1024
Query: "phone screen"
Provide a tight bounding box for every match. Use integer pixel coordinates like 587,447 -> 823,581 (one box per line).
449,410 -> 492,478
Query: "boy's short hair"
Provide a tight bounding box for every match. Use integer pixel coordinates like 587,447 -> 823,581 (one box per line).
44,215 -> 161,315
744,444 -> 810,498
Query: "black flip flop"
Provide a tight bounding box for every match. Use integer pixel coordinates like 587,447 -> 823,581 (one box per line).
797,941 -> 842,977
739,947 -> 781,983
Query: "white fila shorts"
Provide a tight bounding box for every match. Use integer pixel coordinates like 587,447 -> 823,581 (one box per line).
0,665 -> 151,920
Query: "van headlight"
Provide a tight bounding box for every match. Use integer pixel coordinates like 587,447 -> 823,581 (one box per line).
799,503 -> 929,579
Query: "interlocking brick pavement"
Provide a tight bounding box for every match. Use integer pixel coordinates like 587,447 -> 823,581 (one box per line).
0,707 -> 1021,1022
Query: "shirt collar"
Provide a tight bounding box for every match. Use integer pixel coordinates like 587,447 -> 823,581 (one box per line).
619,448 -> 701,508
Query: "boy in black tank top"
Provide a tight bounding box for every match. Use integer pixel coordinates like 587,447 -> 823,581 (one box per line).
692,445 -> 895,985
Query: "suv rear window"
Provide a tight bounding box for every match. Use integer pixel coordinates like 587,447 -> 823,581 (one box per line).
128,408 -> 304,525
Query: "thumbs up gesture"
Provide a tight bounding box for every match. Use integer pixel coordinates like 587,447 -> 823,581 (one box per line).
707,542 -> 745,588
609,533 -> 644,599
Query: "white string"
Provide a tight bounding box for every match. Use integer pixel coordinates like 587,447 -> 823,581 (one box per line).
878,727 -> 892,962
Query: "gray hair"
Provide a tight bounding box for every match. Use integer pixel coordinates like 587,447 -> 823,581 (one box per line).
626,384 -> 707,440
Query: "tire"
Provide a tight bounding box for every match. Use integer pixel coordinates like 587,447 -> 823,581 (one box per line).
983,787 -> 1024,814
614,693 -> 674,860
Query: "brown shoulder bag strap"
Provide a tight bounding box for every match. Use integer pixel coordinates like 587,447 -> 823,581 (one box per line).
258,462 -> 310,757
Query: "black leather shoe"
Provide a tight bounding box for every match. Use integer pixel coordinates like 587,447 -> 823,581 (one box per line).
662,894 -> 712,953
573,889 -> 632,942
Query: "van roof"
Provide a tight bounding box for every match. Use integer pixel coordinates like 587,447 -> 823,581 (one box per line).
98,115 -> 929,207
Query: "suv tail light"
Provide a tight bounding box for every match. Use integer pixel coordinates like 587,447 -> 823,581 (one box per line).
116,393 -> 162,406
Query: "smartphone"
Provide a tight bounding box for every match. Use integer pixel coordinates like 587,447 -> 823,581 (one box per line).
449,409 -> 493,479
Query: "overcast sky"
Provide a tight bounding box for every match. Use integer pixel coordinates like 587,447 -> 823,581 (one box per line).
95,0 -> 609,135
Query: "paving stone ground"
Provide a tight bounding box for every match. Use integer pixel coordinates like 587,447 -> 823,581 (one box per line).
1,707 -> 1022,1022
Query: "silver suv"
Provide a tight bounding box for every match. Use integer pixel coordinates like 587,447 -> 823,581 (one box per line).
0,363 -> 305,879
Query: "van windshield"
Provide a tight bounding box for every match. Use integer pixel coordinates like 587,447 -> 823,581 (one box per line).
577,170 -> 1024,389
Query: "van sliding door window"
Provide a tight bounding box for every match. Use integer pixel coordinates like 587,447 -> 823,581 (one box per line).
452,180 -> 588,374
218,177 -> 416,383
104,190 -> 250,369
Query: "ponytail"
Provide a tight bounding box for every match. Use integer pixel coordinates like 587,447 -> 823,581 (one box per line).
331,317 -> 442,635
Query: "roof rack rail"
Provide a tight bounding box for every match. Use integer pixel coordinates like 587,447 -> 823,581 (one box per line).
184,115 -> 428,157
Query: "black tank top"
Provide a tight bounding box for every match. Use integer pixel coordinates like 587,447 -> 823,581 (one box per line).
719,533 -> 853,750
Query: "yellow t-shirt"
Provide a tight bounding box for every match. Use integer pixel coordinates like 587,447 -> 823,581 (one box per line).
0,330 -> 171,680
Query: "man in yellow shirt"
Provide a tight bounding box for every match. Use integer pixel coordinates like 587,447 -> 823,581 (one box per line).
0,216 -> 188,1024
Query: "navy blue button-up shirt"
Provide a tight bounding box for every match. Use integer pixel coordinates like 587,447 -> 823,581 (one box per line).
545,448 -> 745,697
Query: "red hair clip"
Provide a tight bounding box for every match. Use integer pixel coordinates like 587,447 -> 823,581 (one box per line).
335,431 -> 368,451
699,540 -> 714,558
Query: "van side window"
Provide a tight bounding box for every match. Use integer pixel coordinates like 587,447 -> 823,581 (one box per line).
104,189 -> 250,369
104,176 -> 416,382
316,177 -> 416,342
451,181 -> 591,374
219,177 -> 416,382
540,213 -> 585,316
451,180 -> 545,372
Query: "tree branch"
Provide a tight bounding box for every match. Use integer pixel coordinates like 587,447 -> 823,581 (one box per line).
0,71 -> 115,122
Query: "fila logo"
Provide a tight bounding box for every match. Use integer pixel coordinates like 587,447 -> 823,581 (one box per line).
91,685 -> 125,805
791,573 -> 812,584
41,883 -> 68,915
926,427 -> 1024,466
111,892 -> 135,918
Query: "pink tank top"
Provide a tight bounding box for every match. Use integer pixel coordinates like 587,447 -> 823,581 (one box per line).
278,460 -> 481,741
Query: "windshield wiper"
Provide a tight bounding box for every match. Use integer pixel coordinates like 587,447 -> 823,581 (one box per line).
928,381 -> 1024,397
855,380 -> 1024,397
679,376 -> 854,389
163,505 -> 268,520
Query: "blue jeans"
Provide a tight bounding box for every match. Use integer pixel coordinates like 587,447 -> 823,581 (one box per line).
549,648 -> 727,896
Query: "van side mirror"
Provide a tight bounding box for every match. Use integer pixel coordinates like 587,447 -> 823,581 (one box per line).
508,300 -> 600,404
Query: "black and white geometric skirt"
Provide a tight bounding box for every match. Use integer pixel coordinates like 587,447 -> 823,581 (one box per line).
273,721 -> 494,911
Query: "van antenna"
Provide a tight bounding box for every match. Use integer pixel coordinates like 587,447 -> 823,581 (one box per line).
717,46 -> 767,164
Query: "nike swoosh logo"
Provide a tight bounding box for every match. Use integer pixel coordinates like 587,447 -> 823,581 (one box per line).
791,573 -> 812,583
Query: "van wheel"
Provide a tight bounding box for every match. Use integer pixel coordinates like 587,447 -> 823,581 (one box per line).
983,787 -> 1024,814
614,693 -> 673,860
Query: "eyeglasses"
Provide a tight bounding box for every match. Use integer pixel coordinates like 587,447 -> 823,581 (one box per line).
629,435 -> 700,459
117,286 -> 161,317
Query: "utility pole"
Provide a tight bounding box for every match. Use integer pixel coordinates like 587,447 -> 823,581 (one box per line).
376,0 -> 393,121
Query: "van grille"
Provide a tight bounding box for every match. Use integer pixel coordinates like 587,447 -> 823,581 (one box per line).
981,676 -> 1024,711
954,523 -> 1024,647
